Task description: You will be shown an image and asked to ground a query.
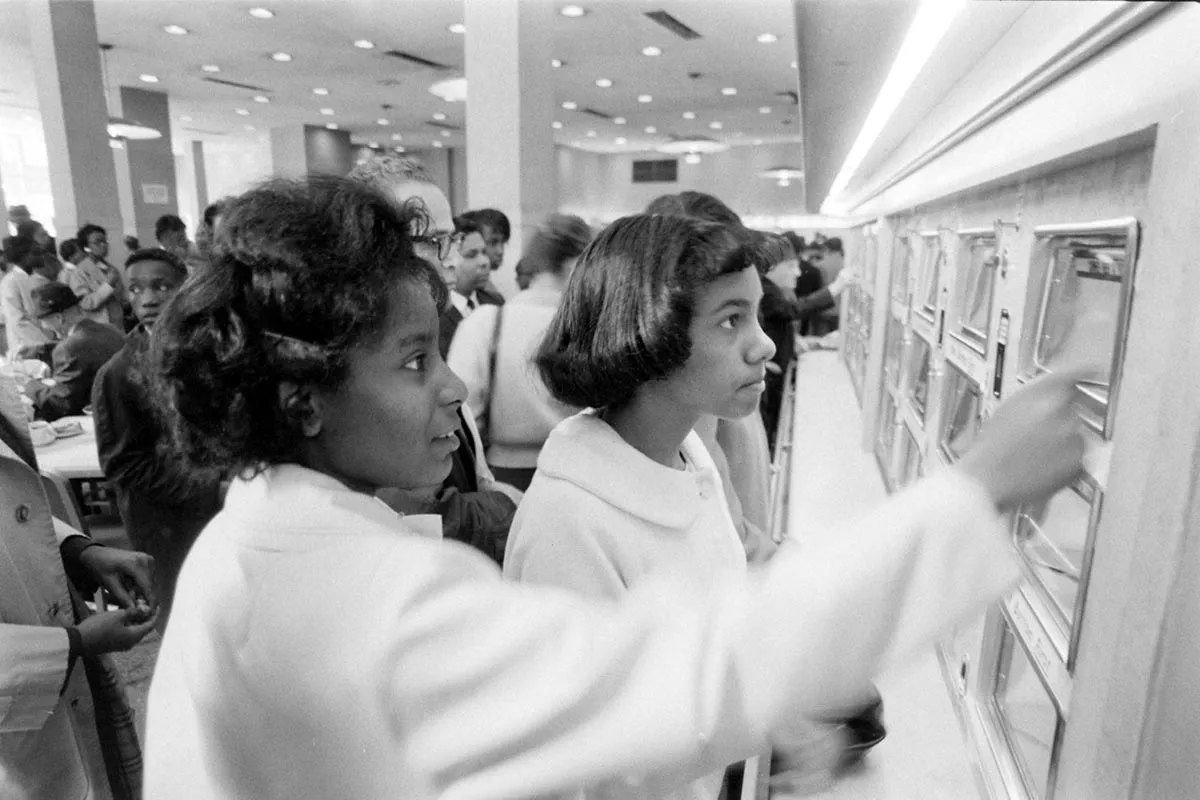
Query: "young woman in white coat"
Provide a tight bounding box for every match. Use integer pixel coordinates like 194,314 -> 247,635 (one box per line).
141,175 -> 1085,800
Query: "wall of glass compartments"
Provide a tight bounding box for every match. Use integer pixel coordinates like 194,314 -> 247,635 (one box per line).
836,145 -> 1155,800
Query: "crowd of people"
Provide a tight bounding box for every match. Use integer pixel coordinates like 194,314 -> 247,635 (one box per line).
0,163 -> 1087,800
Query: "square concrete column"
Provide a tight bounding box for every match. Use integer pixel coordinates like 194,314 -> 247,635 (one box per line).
28,0 -> 123,243
121,86 -> 178,248
464,0 -> 558,297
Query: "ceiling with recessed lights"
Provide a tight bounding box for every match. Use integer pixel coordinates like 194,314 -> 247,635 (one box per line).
0,0 -> 804,157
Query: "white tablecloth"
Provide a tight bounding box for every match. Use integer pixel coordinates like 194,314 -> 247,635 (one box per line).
34,416 -> 103,480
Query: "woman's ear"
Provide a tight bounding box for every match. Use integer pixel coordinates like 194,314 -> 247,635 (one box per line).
278,381 -> 322,438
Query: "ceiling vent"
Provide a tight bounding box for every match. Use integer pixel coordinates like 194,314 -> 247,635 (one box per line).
382,50 -> 454,71
579,107 -> 613,121
201,77 -> 273,93
643,11 -> 702,40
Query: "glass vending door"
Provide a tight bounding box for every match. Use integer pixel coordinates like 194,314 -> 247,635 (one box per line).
916,233 -> 943,322
938,362 -> 983,462
1028,219 -> 1139,437
884,318 -> 903,392
890,235 -> 911,307
905,335 -> 932,423
953,234 -> 999,355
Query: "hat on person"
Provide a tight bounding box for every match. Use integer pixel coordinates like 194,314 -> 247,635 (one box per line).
32,282 -> 81,318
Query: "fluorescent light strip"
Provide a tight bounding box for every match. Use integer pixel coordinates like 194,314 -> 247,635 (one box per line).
825,0 -> 965,203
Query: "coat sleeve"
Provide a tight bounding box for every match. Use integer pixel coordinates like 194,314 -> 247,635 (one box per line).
0,625 -> 71,733
65,267 -> 115,312
381,470 -> 1019,799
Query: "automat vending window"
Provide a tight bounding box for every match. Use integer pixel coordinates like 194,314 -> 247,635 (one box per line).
938,362 -> 982,462
864,227 -> 878,287
875,392 -> 897,477
916,233 -> 943,322
1013,478 -> 1100,660
905,335 -> 932,421
884,317 -> 903,391
991,618 -> 1064,800
1026,219 -> 1139,437
890,234 -> 912,306
952,233 -> 999,355
900,425 -> 922,487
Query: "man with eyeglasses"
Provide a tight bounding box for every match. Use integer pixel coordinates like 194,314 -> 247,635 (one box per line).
349,156 -> 521,566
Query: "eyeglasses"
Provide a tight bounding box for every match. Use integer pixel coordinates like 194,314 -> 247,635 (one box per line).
413,231 -> 462,261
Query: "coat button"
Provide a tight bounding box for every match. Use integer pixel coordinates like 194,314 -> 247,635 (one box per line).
15,504 -> 31,523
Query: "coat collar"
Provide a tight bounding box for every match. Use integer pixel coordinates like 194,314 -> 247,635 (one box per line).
536,410 -> 721,530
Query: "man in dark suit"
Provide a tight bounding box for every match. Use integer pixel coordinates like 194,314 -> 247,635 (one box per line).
25,283 -> 124,421
437,215 -> 500,358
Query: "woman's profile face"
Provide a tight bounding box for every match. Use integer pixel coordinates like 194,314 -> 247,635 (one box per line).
306,282 -> 467,494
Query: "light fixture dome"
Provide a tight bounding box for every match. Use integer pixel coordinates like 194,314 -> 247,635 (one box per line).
760,165 -> 804,187
428,77 -> 467,103
107,118 -> 163,140
657,136 -> 728,155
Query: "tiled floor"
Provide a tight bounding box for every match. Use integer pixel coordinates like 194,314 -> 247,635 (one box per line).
772,351 -> 982,800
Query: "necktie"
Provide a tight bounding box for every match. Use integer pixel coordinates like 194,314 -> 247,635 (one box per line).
467,296 -> 476,310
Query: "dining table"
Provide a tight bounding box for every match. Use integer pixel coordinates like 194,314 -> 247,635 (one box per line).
34,414 -> 104,480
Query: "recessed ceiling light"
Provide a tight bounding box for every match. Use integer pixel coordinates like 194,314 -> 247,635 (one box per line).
254,95 -> 270,103
201,64 -> 220,73
244,125 -> 256,131
164,25 -> 189,35
552,121 -> 564,129
551,58 -> 564,69
586,130 -> 597,137
433,140 -> 444,148
685,153 -> 702,164
395,146 -> 406,153
613,117 -> 626,125
432,112 -> 447,121
440,130 -> 451,138
791,61 -> 798,69
249,8 -> 275,19
326,123 -> 338,130
180,115 -> 193,122
139,74 -> 159,83
595,78 -> 613,88
642,46 -> 662,57
312,87 -> 329,96
560,5 -> 587,17
615,136 -> 627,144
354,40 -> 375,50
562,101 -> 577,110
271,52 -> 292,62
369,141 -> 379,148
236,108 -> 250,116
644,126 -> 657,134
637,94 -> 652,103
709,121 -> 722,129
757,33 -> 778,44
377,118 -> 389,125
448,23 -> 466,34
759,106 -> 772,114
387,134 -> 400,142
682,111 -> 696,120
753,138 -> 763,145
721,87 -> 737,96
320,108 -> 335,115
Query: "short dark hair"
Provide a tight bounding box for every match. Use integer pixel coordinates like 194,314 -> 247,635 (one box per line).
752,232 -> 796,273
59,239 -> 81,261
824,236 -> 844,255
522,214 -> 591,278
647,191 -> 744,230
453,215 -> 484,239
16,220 -> 43,240
32,282 -> 81,318
145,175 -> 445,480
76,223 -> 106,246
537,214 -> 753,409
784,232 -> 806,253
125,247 -> 188,279
202,199 -> 228,229
155,214 -> 186,240
461,208 -> 510,242
4,236 -> 42,271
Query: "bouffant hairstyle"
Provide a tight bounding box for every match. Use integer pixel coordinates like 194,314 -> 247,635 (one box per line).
146,175 -> 445,479
646,191 -> 745,231
536,214 -> 754,409
125,247 -> 187,279
756,231 -> 796,271
521,214 -> 591,279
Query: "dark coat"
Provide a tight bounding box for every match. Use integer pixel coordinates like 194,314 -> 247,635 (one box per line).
28,318 -> 124,421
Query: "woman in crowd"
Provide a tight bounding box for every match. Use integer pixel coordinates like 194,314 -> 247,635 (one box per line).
142,174 -> 1084,800
447,213 -> 591,490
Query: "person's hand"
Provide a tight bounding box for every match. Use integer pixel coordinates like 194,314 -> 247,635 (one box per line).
78,546 -> 156,610
77,606 -> 158,655
957,370 -> 1090,512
